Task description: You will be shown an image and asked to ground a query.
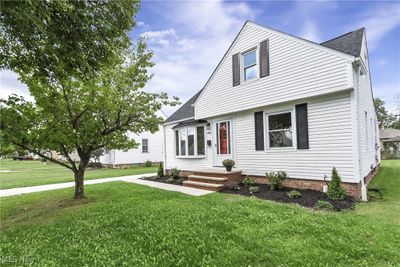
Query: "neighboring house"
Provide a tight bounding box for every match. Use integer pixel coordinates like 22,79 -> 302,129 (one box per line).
379,128 -> 400,159
163,21 -> 379,200
100,112 -> 167,166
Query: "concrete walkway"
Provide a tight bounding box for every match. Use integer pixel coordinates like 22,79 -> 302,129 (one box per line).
0,173 -> 214,198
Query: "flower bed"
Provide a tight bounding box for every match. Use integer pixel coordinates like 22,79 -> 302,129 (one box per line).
221,183 -> 355,211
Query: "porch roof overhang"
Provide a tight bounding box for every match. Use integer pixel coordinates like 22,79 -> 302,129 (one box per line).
171,119 -> 208,129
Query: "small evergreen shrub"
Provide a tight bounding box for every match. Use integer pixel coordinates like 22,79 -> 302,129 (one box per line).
242,176 -> 255,187
166,177 -> 175,183
266,171 -> 287,190
157,162 -> 164,177
327,167 -> 346,200
145,160 -> 153,167
222,159 -> 235,171
287,190 -> 302,199
314,200 -> 334,211
169,167 -> 180,179
249,186 -> 260,194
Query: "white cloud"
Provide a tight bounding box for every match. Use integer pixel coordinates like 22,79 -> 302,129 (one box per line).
0,70 -> 32,101
353,4 -> 400,50
299,21 -> 321,43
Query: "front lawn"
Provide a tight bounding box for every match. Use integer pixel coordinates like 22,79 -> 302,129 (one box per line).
0,160 -> 399,266
0,159 -> 157,189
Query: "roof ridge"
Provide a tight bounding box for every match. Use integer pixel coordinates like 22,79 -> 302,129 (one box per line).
320,27 -> 365,45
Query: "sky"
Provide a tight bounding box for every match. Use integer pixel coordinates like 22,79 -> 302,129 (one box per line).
1,0 -> 399,115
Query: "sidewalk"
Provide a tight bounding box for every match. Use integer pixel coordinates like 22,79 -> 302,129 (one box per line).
0,173 -> 214,197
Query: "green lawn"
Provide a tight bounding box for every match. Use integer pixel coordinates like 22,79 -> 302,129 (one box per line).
0,160 -> 399,266
0,159 -> 157,189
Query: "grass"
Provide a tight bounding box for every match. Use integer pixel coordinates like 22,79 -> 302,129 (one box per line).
0,159 -> 157,189
356,159 -> 400,224
0,160 -> 399,266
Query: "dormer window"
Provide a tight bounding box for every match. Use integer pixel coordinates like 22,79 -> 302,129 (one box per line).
243,49 -> 257,81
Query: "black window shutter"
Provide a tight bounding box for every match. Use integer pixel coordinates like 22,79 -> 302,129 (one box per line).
259,39 -> 270,78
232,53 -> 240,86
254,111 -> 264,150
296,103 -> 309,149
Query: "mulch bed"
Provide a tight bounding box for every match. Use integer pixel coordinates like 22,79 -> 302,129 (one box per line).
221,183 -> 355,211
141,176 -> 185,186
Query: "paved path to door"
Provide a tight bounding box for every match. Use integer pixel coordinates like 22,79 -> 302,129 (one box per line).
0,173 -> 214,198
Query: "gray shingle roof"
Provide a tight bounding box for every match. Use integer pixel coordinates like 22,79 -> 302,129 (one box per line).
320,28 -> 365,57
165,25 -> 365,124
164,90 -> 202,123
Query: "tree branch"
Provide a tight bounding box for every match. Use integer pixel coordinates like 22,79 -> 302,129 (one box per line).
60,145 -> 78,172
11,141 -> 74,171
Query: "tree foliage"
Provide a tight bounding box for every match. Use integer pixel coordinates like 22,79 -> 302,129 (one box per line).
0,0 -> 179,198
374,98 -> 399,129
1,0 -> 139,83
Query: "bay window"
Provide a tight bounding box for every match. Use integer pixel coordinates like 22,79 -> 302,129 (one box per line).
267,111 -> 293,148
175,126 -> 206,157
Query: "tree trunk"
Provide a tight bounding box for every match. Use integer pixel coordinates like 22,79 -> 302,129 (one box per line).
74,170 -> 85,199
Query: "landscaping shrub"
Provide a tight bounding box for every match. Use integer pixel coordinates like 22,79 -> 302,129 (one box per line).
249,186 -> 260,194
327,167 -> 346,200
169,167 -> 180,179
222,159 -> 235,171
287,190 -> 301,199
88,162 -> 102,168
166,177 -> 175,183
242,176 -> 255,187
145,160 -> 153,167
157,162 -> 164,177
266,171 -> 287,190
314,200 -> 334,211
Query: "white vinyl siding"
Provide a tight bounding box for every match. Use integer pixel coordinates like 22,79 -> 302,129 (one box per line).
195,23 -> 353,119
234,92 -> 356,182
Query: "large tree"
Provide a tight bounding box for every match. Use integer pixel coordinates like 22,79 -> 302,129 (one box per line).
0,0 -> 179,198
374,98 -> 397,129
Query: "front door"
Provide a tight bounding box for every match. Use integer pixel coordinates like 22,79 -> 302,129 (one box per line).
213,120 -> 233,166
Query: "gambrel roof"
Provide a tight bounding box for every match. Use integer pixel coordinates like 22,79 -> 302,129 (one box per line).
165,22 -> 365,124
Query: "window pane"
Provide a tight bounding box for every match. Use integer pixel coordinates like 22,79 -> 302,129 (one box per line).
175,131 -> 179,156
142,139 -> 148,153
197,126 -> 205,155
244,50 -> 256,67
188,128 -> 195,156
245,65 -> 257,80
269,130 -> 293,148
180,129 -> 186,156
269,112 -> 292,130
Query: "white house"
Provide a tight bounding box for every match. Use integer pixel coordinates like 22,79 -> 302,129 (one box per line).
100,112 -> 166,166
163,21 -> 380,200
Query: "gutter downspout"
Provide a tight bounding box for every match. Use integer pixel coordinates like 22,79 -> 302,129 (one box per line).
162,124 -> 167,175
355,59 -> 368,201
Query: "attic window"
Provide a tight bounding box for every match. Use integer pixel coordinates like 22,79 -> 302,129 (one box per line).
243,49 -> 257,81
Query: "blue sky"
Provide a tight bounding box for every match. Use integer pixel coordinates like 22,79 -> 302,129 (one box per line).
1,0 -> 399,114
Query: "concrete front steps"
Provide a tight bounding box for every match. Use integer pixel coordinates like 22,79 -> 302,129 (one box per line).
182,170 -> 242,191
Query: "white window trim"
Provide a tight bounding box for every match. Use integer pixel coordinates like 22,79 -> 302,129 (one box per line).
141,138 -> 149,153
264,108 -> 297,151
175,125 -> 207,159
241,46 -> 259,83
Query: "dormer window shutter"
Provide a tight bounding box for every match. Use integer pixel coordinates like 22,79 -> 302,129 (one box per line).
232,53 -> 240,86
295,103 -> 309,149
259,39 -> 270,78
